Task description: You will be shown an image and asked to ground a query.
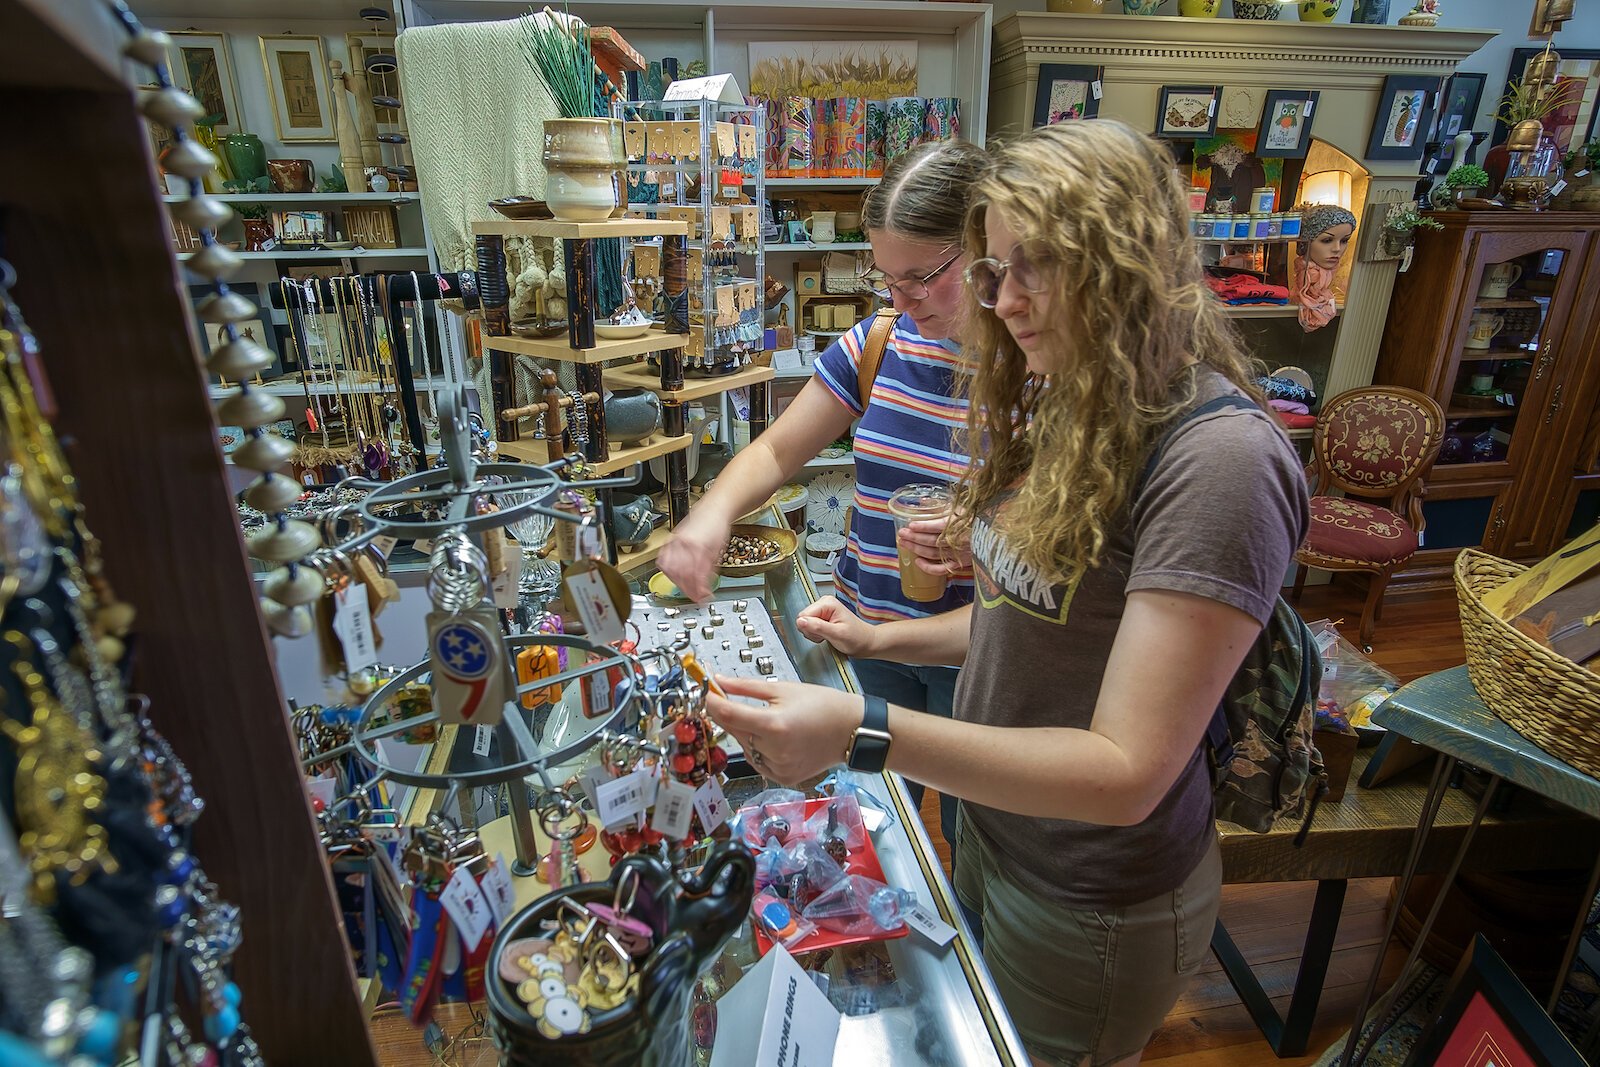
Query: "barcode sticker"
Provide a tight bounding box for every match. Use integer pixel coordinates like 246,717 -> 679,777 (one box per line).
595,770 -> 650,828
472,724 -> 493,757
1303,99 -> 1314,117
372,534 -> 398,559
652,778 -> 697,839
1551,179 -> 1568,197
332,586 -> 378,673
904,903 -> 958,947
1091,80 -> 1103,100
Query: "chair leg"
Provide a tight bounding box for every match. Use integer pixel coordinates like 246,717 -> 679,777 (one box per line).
1360,570 -> 1391,649
1292,563 -> 1309,601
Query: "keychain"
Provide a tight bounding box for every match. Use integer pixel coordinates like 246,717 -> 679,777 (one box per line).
425,531 -> 513,726
516,612 -> 566,710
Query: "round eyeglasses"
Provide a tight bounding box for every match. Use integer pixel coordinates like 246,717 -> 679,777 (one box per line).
863,249 -> 962,303
964,250 -> 1050,309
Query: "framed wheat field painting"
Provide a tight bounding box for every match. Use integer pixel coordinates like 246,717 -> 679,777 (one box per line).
260,34 -> 335,142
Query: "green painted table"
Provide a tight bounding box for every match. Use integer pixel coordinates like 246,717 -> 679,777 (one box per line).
1339,665 -> 1600,1066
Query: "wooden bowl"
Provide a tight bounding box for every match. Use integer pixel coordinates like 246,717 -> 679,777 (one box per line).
489,196 -> 553,220
716,524 -> 798,578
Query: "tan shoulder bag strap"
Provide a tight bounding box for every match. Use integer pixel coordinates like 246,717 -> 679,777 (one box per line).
856,308 -> 900,406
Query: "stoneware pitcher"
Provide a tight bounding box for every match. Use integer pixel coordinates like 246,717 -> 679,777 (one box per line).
486,846 -> 755,1067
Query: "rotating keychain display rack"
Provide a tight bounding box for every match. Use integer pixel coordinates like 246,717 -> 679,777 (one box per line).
307,384 -> 646,875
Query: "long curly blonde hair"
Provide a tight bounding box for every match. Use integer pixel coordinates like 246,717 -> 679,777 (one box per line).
950,120 -> 1261,586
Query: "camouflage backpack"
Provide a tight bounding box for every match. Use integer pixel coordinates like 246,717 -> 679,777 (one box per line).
1141,395 -> 1327,835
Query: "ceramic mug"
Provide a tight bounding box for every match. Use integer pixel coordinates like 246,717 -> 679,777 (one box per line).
1478,262 -> 1524,299
1465,311 -> 1506,350
836,211 -> 862,232
804,211 -> 837,244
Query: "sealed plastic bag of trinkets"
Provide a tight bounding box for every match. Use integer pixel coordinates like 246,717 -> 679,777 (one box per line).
732,789 -> 807,848
752,889 -> 816,951
817,771 -> 896,832
753,835 -> 806,893
803,793 -> 868,856
803,875 -> 915,937
779,839 -> 848,905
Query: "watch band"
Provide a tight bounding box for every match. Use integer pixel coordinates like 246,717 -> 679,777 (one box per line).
846,695 -> 892,773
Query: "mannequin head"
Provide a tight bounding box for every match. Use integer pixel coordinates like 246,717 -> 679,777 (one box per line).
1297,203 -> 1358,271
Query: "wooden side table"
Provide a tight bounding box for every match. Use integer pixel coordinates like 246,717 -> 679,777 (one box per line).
1340,665 -> 1600,1066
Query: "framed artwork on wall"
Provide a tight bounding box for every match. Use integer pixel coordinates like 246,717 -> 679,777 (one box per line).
166,31 -> 246,135
1256,89 -> 1321,158
1033,64 -> 1103,127
1495,48 -> 1600,154
1402,935 -> 1585,1067
1157,85 -> 1221,139
1435,72 -> 1487,140
1366,75 -> 1440,162
260,34 -> 336,142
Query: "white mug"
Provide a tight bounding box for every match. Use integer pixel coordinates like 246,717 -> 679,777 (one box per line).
1465,311 -> 1506,350
804,211 -> 836,244
1478,262 -> 1524,299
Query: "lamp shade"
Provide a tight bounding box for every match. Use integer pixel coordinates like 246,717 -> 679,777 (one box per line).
1300,170 -> 1353,211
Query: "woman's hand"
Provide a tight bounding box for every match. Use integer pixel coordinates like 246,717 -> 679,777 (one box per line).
897,515 -> 972,576
656,516 -> 728,603
796,596 -> 879,657
706,676 -> 863,787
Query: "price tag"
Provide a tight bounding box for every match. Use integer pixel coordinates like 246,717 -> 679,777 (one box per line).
482,856 -> 516,925
1207,97 -> 1216,117
651,778 -> 697,838
579,765 -> 611,811
364,823 -> 403,843
440,866 -> 494,950
565,563 -> 625,644
492,549 -> 523,609
904,903 -> 959,947
738,125 -> 759,160
1425,157 -> 1438,173
693,777 -> 732,831
472,723 -> 493,757
577,522 -> 604,561
307,774 -> 337,811
1091,80 -> 1103,100
1303,99 -> 1314,117
860,804 -> 888,833
260,236 -> 277,252
371,534 -> 398,559
583,672 -> 612,718
333,585 -> 378,673
595,770 -> 651,828
1551,179 -> 1568,197
1576,169 -> 1591,178
413,538 -> 433,555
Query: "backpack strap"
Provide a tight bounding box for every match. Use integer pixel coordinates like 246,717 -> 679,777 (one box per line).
856,308 -> 900,407
1137,393 -> 1258,493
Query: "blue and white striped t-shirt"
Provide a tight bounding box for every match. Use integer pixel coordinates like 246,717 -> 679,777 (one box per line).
812,313 -> 973,623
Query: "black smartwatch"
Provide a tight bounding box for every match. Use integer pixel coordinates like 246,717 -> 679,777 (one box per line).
845,695 -> 892,773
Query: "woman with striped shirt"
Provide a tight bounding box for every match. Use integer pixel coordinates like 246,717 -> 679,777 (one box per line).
658,140 -> 982,844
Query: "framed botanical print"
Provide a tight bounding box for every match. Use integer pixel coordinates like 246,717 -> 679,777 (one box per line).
260,34 -> 336,142
1435,72 -> 1487,140
1256,90 -> 1320,158
1033,64 -> 1103,127
1402,936 -> 1585,1067
1366,75 -> 1440,162
166,31 -> 246,135
1157,85 -> 1221,140
1495,48 -> 1600,154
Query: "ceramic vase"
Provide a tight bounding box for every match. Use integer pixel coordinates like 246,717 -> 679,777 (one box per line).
542,118 -> 624,222
1045,0 -> 1111,10
603,388 -> 663,445
222,134 -> 267,182
266,158 -> 314,193
1123,0 -> 1163,12
1351,0 -> 1390,21
485,849 -> 753,1067
1299,0 -> 1342,19
1232,0 -> 1282,17
1179,0 -> 1221,16
242,218 -> 275,252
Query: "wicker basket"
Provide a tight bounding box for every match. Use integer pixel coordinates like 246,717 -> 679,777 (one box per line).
1455,548 -> 1600,776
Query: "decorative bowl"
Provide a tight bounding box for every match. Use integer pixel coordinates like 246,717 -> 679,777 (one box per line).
595,322 -> 654,340
489,196 -> 554,220
716,524 -> 799,578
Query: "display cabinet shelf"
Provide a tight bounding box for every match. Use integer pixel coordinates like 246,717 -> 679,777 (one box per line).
179,247 -> 429,261
613,524 -> 673,570
162,192 -> 420,205
497,431 -> 692,477
1457,347 -> 1533,361
483,331 -> 689,364
767,241 -> 872,252
1447,405 -> 1518,421
606,361 -> 774,401
1473,298 -> 1543,310
471,217 -> 690,239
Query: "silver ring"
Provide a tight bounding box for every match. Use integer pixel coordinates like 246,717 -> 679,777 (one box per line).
748,748 -> 764,766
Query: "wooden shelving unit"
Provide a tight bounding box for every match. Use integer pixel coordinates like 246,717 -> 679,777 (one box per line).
606,360 -> 774,402
613,523 -> 673,570
482,330 -> 689,364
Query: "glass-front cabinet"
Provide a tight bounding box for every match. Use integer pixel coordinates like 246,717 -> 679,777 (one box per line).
1376,212 -> 1600,578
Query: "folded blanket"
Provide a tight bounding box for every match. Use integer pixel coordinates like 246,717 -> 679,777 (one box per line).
1269,399 -> 1310,415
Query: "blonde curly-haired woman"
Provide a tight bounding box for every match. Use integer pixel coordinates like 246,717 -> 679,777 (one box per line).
707,121 -> 1309,1065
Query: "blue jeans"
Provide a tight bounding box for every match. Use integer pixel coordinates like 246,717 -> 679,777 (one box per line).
850,657 -> 960,851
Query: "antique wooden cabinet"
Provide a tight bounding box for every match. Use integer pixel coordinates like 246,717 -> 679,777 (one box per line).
1375,212 -> 1600,586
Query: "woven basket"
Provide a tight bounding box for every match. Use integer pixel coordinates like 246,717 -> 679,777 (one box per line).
1455,548 -> 1600,776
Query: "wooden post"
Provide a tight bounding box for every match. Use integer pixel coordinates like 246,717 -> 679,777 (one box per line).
330,59 -> 367,193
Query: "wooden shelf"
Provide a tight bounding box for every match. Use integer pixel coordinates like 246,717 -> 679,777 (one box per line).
802,452 -> 855,472
1220,304 -> 1299,318
483,330 -> 688,364
1446,406 -> 1517,420
471,218 -> 690,239
605,361 -> 774,401
497,431 -> 692,476
163,192 -> 419,205
751,177 -> 879,188
768,242 -> 872,252
179,247 -> 428,261
1457,347 -> 1533,362
1474,298 -> 1542,310
615,524 -> 672,572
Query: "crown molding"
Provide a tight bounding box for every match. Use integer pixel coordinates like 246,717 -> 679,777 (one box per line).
993,13 -> 1498,74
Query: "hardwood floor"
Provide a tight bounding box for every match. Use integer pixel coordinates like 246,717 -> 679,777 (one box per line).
916,577 -> 1464,1066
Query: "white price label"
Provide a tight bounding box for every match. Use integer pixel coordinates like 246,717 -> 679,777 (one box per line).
1551,179 -> 1568,197
371,534 -> 398,559
482,856 -> 516,925
584,672 -> 612,717
565,565 -> 625,644
595,770 -> 651,828
332,585 -> 378,673
1207,98 -> 1217,117
579,765 -> 611,811
472,723 -> 493,757
413,538 -> 433,555
492,550 -> 523,609
651,778 -> 697,839
1576,169 -> 1591,178
577,523 -> 604,561
439,866 -> 494,950
364,823 -> 403,843
1425,157 -> 1438,173
1091,80 -> 1103,100
904,903 -> 958,947
1303,99 -> 1314,117
693,777 -> 732,832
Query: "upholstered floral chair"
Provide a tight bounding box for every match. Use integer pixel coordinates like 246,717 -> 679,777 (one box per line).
1291,386 -> 1444,650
